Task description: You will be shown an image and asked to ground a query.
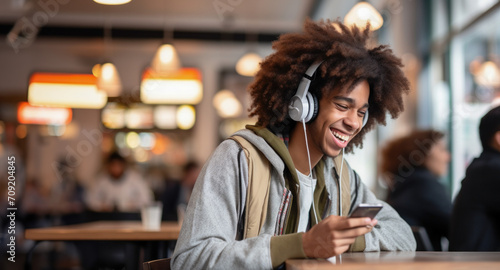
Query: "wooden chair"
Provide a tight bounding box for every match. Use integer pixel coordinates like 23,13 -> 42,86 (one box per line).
143,258 -> 171,270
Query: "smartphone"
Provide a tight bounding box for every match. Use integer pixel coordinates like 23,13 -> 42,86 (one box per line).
348,203 -> 383,219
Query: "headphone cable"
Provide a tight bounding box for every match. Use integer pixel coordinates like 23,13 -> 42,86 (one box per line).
338,148 -> 344,217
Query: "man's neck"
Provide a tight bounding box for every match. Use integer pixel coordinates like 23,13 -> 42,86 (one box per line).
288,123 -> 323,175
492,144 -> 500,153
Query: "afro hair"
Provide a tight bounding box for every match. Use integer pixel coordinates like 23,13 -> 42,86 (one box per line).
248,19 -> 410,153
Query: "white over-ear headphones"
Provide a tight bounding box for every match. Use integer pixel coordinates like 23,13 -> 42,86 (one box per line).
288,61 -> 369,128
288,61 -> 323,123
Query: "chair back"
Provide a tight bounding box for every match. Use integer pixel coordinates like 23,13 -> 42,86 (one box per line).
143,258 -> 171,270
411,226 -> 434,251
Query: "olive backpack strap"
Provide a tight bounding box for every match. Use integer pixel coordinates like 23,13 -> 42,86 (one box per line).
230,135 -> 271,239
332,155 -> 351,217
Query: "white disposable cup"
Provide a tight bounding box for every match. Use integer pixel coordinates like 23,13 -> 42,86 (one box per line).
141,201 -> 163,231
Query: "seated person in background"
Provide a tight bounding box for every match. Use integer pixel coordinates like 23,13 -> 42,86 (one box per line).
85,151 -> 153,212
172,19 -> 415,270
380,130 -> 452,251
161,160 -> 201,221
53,159 -> 86,224
450,105 -> 500,251
20,178 -> 53,228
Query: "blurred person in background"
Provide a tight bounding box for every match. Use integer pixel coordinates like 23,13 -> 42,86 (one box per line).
161,160 -> 201,221
380,129 -> 452,251
144,164 -> 168,200
450,105 -> 500,251
81,152 -> 154,269
20,178 -> 53,229
85,151 -> 152,212
52,159 -> 86,225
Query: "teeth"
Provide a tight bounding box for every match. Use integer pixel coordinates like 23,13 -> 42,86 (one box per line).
333,131 -> 349,142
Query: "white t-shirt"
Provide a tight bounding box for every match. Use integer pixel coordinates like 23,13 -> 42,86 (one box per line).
86,170 -> 153,212
296,169 -> 317,233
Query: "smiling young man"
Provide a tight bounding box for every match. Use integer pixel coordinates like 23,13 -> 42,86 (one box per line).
172,19 -> 416,269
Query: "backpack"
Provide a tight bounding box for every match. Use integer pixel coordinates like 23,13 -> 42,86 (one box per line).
230,135 -> 272,239
230,135 -> 355,240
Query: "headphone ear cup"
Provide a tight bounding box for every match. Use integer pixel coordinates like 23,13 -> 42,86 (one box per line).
306,92 -> 319,123
288,95 -> 307,122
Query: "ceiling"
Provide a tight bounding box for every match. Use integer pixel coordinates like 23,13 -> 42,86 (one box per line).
0,0 -> 359,98
0,0 -> 354,34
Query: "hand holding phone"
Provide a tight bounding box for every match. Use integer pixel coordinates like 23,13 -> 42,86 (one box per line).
349,203 -> 383,219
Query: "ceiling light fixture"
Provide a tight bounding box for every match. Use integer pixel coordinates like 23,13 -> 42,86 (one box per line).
151,5 -> 181,76
93,0 -> 132,5
101,102 -> 126,129
95,62 -> 122,97
236,52 -> 262,77
235,33 -> 262,77
344,1 -> 384,31
28,73 -> 107,109
93,21 -> 122,97
213,90 -> 243,118
469,37 -> 500,88
176,105 -> 196,130
154,106 -> 178,129
140,68 -> 203,104
473,61 -> 500,87
18,102 -> 72,125
151,44 -> 181,75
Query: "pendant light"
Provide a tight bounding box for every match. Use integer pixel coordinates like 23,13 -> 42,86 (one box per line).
151,43 -> 181,75
236,33 -> 262,77
470,38 -> 500,88
236,52 -> 262,77
213,89 -> 242,118
140,67 -> 202,104
151,6 -> 181,76
344,1 -> 384,31
95,22 -> 122,97
94,0 -> 132,5
28,73 -> 107,109
473,60 -> 500,87
96,62 -> 122,97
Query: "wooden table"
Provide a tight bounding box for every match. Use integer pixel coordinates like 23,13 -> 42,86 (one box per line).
24,221 -> 181,270
25,221 -> 181,241
286,252 -> 500,270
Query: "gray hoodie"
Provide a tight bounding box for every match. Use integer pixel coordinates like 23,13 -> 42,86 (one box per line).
171,128 -> 416,269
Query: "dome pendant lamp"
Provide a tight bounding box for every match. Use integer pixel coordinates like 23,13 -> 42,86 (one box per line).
94,0 -> 132,5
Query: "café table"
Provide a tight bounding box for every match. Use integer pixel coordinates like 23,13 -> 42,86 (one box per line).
24,221 -> 181,270
286,251 -> 500,270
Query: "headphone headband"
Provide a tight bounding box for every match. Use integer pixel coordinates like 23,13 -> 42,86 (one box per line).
294,61 -> 324,101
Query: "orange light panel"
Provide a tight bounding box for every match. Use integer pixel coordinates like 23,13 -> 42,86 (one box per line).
28,72 -> 107,109
140,68 -> 203,104
18,102 -> 72,125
